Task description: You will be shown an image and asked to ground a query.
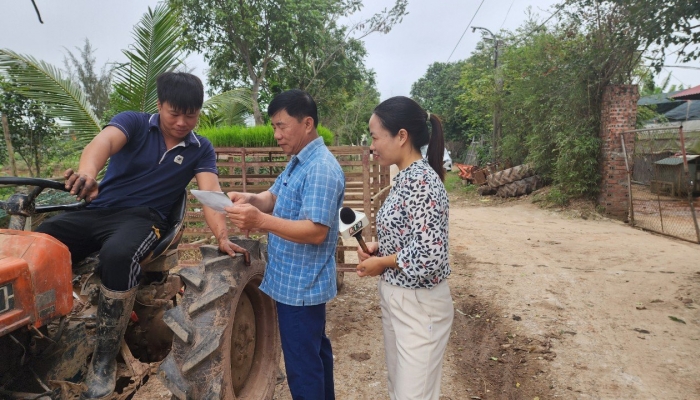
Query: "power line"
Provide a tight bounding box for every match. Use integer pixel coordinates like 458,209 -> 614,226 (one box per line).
449,1 -> 562,62
500,0 -> 515,30
510,5 -> 563,47
662,65 -> 700,70
447,0 -> 486,62
660,67 -> 688,87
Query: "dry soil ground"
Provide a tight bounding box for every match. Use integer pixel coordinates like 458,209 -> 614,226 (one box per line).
135,190 -> 700,400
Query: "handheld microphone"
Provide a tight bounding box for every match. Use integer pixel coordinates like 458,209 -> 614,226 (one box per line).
339,207 -> 372,255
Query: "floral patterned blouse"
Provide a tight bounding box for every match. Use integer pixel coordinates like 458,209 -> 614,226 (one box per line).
378,158 -> 450,289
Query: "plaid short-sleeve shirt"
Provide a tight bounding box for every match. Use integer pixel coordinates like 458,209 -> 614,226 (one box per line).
262,137 -> 345,306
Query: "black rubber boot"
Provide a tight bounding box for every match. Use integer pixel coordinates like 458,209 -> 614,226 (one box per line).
81,285 -> 137,399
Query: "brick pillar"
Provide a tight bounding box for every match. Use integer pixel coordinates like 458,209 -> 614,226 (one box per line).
598,85 -> 639,220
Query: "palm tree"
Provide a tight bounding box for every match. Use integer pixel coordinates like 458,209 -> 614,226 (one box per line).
0,48 -> 101,146
109,3 -> 185,115
0,3 -> 252,155
199,88 -> 253,128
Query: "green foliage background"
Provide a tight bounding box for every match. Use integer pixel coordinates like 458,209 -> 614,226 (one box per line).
409,1 -> 700,203
446,2 -> 651,201
411,60 -> 470,143
0,77 -> 64,177
1,2 -> 387,180
169,0 -> 405,125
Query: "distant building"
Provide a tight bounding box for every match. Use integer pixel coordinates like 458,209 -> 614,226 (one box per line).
639,84 -> 700,131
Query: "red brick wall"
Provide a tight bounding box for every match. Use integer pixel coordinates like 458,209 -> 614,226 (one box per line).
598,85 -> 639,220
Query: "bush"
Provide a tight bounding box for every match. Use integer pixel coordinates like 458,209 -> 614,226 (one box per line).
197,124 -> 334,147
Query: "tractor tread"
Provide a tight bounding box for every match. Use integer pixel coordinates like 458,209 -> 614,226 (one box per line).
187,282 -> 230,315
178,267 -> 205,291
182,327 -> 225,373
162,307 -> 192,344
496,175 -> 542,198
487,164 -> 534,189
202,381 -> 223,400
158,241 -> 280,400
158,355 -> 189,399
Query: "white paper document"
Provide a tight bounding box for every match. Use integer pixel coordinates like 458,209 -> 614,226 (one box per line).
190,189 -> 233,213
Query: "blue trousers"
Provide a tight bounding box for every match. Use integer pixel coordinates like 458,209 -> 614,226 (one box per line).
277,302 -> 335,400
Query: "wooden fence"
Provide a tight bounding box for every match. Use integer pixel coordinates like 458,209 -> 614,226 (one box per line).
179,146 -> 392,270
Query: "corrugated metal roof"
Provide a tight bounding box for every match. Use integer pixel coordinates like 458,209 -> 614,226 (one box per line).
655,154 -> 700,165
670,85 -> 700,101
638,91 -> 682,106
664,100 -> 700,121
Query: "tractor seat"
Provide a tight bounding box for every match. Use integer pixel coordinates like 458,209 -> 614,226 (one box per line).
140,190 -> 188,268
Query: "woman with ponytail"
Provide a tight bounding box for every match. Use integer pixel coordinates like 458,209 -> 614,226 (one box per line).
356,96 -> 453,400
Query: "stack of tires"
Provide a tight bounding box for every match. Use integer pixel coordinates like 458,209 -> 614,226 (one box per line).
479,164 -> 543,198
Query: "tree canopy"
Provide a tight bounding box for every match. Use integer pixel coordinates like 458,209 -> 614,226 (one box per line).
108,3 -> 186,117
411,61 -> 470,143
596,0 -> 700,69
442,1 -> 649,201
323,77 -> 380,145
168,0 -> 407,124
409,0 -> 700,202
0,77 -> 62,177
63,39 -> 113,123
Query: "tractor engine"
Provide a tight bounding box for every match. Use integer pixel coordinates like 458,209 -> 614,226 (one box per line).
0,230 -> 73,337
0,229 -> 75,391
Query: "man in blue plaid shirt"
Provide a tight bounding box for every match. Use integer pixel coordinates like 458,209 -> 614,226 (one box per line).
226,89 -> 345,399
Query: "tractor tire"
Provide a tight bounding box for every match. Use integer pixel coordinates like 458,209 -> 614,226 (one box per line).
487,164 -> 534,189
157,239 -> 280,400
336,270 -> 345,293
496,175 -> 542,198
477,184 -> 497,196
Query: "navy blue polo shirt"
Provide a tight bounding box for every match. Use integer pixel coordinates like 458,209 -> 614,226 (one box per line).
87,111 -> 217,219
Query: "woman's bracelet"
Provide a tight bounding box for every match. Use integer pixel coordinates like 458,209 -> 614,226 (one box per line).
392,253 -> 400,269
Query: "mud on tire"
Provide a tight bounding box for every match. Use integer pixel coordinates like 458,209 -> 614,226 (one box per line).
157,239 -> 280,400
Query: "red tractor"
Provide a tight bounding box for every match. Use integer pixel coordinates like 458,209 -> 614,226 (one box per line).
0,177 -> 280,399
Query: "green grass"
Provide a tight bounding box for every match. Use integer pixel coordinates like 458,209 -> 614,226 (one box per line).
443,172 -> 462,192
443,170 -> 478,195
197,124 -> 334,147
531,185 -> 569,206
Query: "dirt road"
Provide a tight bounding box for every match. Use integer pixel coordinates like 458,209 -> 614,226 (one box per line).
442,197 -> 699,399
137,194 -> 700,399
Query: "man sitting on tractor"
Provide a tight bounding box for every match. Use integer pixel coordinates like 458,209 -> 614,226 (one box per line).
35,72 -> 245,399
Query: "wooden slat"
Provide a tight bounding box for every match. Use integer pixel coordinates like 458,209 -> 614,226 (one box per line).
337,264 -> 358,272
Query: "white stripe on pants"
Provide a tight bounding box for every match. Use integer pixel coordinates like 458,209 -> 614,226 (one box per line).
379,279 -> 454,400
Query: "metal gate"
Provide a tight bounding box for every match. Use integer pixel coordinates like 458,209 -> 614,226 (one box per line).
621,126 -> 700,243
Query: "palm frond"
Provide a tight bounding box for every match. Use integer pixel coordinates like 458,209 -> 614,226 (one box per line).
111,3 -> 185,114
0,48 -> 100,147
203,88 -> 253,110
200,88 -> 254,127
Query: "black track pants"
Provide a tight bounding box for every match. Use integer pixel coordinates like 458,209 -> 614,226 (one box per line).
35,207 -> 168,291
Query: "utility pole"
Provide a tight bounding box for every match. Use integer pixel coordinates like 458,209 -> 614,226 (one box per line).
472,26 -> 502,164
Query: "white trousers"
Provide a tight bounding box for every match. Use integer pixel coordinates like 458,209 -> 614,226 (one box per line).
379,279 -> 454,400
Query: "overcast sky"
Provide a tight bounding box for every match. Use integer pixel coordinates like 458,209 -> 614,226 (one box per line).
1,0 -> 697,100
